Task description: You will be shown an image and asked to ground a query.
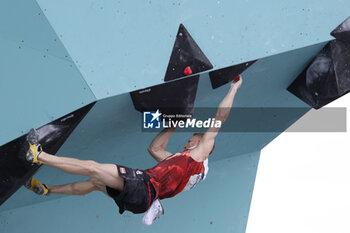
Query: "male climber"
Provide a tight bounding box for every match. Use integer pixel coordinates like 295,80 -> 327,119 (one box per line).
24,76 -> 243,225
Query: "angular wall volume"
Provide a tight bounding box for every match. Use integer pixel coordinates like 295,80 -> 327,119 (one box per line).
209,60 -> 257,89
0,103 -> 95,205
164,24 -> 213,81
130,75 -> 200,117
288,17 -> 350,109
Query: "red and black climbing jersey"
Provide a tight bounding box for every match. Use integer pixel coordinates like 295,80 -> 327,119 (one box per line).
145,149 -> 208,200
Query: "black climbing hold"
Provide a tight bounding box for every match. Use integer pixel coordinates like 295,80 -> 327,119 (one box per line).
209,60 -> 256,89
164,24 -> 213,81
287,40 -> 350,109
331,16 -> 350,43
130,75 -> 199,118
0,103 -> 95,205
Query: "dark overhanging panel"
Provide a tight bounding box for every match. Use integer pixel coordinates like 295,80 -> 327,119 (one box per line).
287,17 -> 350,109
130,76 -> 199,117
287,43 -> 333,109
331,16 -> 350,43
0,103 -> 95,205
287,41 -> 350,109
287,16 -> 350,109
164,24 -> 213,81
209,60 -> 257,89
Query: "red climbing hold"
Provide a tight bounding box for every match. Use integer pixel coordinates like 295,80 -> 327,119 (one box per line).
234,75 -> 241,82
184,66 -> 192,76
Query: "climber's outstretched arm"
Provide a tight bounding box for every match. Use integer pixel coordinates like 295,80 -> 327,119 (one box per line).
190,77 -> 242,162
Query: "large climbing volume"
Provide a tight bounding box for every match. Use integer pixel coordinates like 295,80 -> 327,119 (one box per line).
0,103 -> 95,205
287,17 -> 350,109
164,24 -> 213,81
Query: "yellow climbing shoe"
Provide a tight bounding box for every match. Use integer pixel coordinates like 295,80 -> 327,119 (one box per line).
25,128 -> 43,164
24,177 -> 49,195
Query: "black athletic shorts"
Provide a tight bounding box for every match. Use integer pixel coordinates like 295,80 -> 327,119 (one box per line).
106,165 -> 156,214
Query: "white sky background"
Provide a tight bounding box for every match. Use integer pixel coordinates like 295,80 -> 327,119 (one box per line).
246,93 -> 350,233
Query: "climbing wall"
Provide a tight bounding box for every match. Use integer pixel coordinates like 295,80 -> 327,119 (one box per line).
1,0 -> 350,232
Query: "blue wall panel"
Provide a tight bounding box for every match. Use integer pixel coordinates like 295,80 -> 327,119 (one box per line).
0,0 -> 97,145
0,152 -> 260,233
36,0 -> 350,99
0,37 -> 96,146
0,0 -> 72,61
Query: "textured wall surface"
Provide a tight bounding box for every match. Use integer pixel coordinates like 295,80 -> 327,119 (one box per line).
35,0 -> 349,99
0,0 -> 96,145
